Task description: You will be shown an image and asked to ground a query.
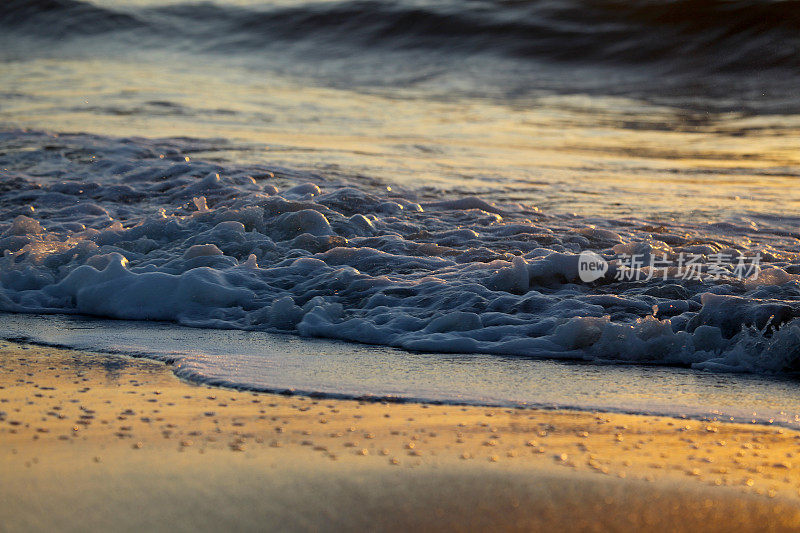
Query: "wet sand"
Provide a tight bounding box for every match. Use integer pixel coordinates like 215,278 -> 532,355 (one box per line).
2,341 -> 800,532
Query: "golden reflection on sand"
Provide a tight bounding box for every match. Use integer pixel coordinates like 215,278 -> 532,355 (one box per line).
2,342 -> 800,531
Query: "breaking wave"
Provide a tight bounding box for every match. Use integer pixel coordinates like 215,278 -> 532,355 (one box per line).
2,0 -> 799,73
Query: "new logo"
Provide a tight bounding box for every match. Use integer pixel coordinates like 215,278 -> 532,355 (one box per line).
578,251 -> 608,282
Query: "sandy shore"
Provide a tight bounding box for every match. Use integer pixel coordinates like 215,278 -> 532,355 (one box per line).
2,341 -> 800,532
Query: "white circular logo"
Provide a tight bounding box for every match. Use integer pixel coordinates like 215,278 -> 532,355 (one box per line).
578,251 -> 608,282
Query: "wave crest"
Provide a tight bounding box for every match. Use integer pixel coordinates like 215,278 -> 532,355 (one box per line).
2,0 -> 799,72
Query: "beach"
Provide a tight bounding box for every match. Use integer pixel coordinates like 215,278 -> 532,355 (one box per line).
3,340 -> 800,532
2,0 -> 800,530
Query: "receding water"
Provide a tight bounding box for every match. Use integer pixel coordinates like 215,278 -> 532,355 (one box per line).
3,313 -> 800,428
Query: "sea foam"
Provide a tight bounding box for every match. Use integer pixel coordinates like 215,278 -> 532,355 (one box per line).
1,131 -> 799,375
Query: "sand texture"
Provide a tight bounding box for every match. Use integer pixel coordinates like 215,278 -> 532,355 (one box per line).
2,341 -> 800,532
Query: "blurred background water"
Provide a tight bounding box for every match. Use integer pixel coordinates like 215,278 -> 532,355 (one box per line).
2,0 -> 799,221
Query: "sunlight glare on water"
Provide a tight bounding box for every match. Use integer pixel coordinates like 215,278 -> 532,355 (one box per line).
2,55 -> 798,221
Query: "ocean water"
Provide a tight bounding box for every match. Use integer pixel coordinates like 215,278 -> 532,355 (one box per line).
1,0 -> 800,417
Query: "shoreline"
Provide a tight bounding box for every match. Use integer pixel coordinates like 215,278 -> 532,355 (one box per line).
4,312 -> 800,431
2,340 -> 800,531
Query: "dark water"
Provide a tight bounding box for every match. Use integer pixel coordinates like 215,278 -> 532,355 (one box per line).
2,0 -> 799,111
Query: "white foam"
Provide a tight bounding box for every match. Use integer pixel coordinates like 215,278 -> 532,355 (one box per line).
1,131 -> 799,377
